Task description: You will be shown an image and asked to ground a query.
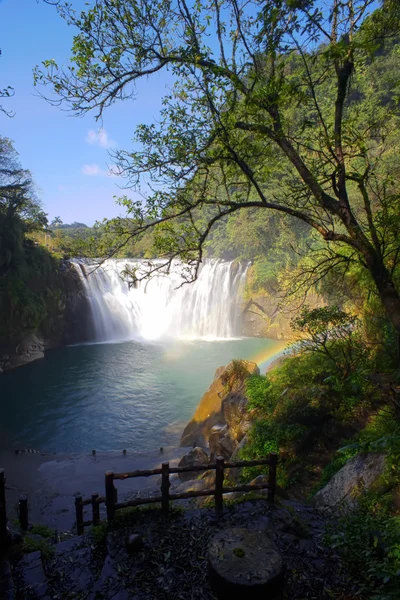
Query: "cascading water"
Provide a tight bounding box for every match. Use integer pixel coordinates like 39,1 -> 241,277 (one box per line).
72,258 -> 248,342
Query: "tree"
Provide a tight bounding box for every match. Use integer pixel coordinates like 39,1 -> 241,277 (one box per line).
51,216 -> 63,227
36,0 -> 400,339
0,48 -> 15,117
0,136 -> 47,275
291,305 -> 368,379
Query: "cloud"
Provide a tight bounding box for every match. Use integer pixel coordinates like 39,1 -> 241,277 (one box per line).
82,164 -> 104,176
81,164 -> 122,178
85,128 -> 116,149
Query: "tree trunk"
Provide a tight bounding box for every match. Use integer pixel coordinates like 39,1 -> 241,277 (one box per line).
364,248 -> 400,361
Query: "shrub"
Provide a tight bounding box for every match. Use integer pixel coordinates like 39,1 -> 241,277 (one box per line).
291,305 -> 370,380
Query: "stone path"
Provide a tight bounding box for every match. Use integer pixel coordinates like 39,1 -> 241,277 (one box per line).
2,499 -> 362,600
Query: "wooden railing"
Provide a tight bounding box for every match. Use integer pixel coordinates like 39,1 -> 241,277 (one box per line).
75,453 -> 278,535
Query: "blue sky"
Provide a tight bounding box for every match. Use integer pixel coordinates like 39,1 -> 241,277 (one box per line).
1,0 -> 381,225
0,0 -> 171,225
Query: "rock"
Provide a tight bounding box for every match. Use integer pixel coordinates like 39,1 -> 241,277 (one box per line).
222,392 -> 252,440
248,474 -> 269,495
225,434 -> 249,480
126,533 -> 144,553
208,528 -> 283,599
10,335 -> 45,369
180,360 -> 259,448
0,560 -> 14,600
55,536 -> 82,554
178,447 -> 209,481
223,491 -> 245,501
208,425 -> 228,455
218,429 -> 237,459
19,551 -> 48,598
200,469 -> 216,487
313,452 -> 386,512
241,289 -> 323,339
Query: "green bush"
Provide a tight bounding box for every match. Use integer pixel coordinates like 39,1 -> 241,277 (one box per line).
326,491 -> 400,599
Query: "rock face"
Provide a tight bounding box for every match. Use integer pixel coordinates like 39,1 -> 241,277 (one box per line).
0,334 -> 44,373
0,262 -> 94,374
178,447 -> 209,481
242,291 -> 324,340
313,452 -> 386,512
180,360 -> 259,458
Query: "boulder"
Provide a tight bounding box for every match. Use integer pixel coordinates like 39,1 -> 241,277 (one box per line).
178,447 -> 209,481
313,452 -> 386,512
180,360 -> 259,449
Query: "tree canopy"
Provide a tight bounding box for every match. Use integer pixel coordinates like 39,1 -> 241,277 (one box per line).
0,136 -> 47,276
36,0 -> 400,336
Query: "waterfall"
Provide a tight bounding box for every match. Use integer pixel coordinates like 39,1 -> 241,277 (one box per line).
71,258 -> 248,342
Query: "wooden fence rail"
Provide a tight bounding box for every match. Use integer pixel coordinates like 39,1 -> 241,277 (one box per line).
74,453 -> 278,535
0,454 -> 278,540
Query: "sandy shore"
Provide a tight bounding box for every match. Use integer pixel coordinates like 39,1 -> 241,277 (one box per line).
0,447 -> 190,532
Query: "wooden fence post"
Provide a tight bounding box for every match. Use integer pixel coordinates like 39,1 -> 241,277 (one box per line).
268,453 -> 278,503
75,496 -> 84,535
91,493 -> 100,526
215,456 -> 225,513
161,462 -> 170,514
105,471 -> 115,522
0,469 -> 7,547
19,496 -> 29,531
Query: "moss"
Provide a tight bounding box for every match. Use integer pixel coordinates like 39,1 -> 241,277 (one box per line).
29,524 -> 56,539
22,537 -> 55,560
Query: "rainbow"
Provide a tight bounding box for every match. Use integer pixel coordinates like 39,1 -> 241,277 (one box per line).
250,340 -> 288,372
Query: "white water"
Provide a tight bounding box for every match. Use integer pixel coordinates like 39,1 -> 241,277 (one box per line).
72,259 -> 248,342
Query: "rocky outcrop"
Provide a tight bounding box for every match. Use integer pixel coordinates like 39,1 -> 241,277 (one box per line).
313,453 -> 386,512
0,262 -> 94,374
0,334 -> 45,373
178,447 -> 209,481
242,292 -> 324,340
180,360 -> 259,459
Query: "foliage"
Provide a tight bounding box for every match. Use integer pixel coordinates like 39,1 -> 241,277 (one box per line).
29,524 -> 56,539
0,137 -> 73,342
220,359 -> 253,393
239,333 -> 378,487
36,1 -> 400,335
90,523 -> 108,548
22,536 -> 55,560
0,136 -> 48,277
326,491 -> 400,599
291,305 -> 370,379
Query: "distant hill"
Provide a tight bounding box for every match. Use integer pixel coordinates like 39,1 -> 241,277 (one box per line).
56,222 -> 89,230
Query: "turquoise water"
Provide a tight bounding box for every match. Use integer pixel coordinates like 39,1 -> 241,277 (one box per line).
0,338 -> 283,453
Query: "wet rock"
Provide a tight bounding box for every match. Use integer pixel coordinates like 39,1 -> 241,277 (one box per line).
178,447 -> 209,481
313,452 -> 386,512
